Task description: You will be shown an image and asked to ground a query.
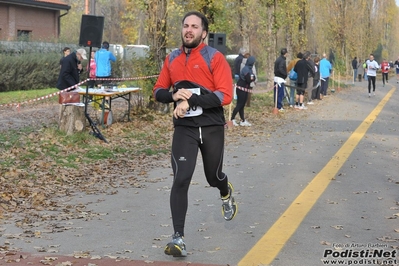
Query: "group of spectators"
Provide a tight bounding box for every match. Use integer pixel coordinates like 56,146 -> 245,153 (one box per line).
275,49 -> 333,112
282,48 -> 332,111
230,48 -> 334,126
56,41 -> 116,91
232,47 -> 399,121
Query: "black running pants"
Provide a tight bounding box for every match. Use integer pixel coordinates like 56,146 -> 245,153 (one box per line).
367,75 -> 376,93
170,125 -> 229,236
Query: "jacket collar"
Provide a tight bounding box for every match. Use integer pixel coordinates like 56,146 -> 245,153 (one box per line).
181,42 -> 206,54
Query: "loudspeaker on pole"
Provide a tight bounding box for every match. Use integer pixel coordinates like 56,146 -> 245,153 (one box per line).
208,33 -> 226,55
79,15 -> 104,48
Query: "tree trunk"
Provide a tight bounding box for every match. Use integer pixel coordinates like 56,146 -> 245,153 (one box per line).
58,105 -> 86,135
147,0 -> 168,113
265,3 -> 276,89
148,95 -> 170,114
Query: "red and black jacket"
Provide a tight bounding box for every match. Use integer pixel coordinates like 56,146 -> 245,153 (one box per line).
153,43 -> 233,127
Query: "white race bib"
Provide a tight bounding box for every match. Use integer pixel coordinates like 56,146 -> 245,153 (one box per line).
178,88 -> 203,117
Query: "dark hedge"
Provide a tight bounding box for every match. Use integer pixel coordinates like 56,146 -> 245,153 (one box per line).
0,53 -> 70,92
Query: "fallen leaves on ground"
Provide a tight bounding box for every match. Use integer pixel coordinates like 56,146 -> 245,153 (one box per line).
0,89 -> 289,230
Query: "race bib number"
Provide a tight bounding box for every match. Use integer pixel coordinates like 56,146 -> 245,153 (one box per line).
179,88 -> 203,117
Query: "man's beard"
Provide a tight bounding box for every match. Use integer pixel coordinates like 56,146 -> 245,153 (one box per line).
182,34 -> 202,49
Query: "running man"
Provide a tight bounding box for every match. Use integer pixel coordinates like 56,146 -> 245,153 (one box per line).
153,11 -> 237,257
366,54 -> 379,97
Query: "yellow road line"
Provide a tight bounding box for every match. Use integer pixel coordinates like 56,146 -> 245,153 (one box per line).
238,87 -> 396,266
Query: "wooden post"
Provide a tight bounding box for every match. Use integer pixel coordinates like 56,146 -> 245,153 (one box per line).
246,92 -> 252,107
332,70 -> 334,91
59,105 -> 86,135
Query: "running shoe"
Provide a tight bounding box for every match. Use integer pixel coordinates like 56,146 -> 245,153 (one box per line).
232,119 -> 239,126
221,182 -> 237,221
164,232 -> 187,257
240,120 -> 251,127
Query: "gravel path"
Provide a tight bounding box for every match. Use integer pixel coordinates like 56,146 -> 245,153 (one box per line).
0,102 -> 60,132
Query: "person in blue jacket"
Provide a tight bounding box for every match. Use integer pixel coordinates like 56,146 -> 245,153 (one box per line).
319,53 -> 333,99
95,41 -> 116,84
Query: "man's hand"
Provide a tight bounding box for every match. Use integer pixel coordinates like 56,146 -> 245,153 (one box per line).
173,100 -> 189,119
172,88 -> 193,102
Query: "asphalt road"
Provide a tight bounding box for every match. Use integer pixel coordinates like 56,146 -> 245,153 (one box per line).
1,80 -> 398,266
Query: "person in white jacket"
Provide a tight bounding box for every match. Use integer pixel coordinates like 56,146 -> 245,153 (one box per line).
366,54 -> 379,97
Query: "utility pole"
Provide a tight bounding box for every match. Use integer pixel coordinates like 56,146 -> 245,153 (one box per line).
90,0 -> 96,15
85,0 -> 96,15
85,0 -> 89,14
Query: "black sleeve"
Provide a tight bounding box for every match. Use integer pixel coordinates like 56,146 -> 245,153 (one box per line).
244,72 -> 252,84
187,93 -> 221,109
308,62 -> 315,76
155,89 -> 174,103
279,60 -> 287,78
77,60 -> 83,74
233,57 -> 242,75
61,59 -> 78,88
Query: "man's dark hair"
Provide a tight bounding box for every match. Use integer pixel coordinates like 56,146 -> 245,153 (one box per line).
303,51 -> 311,59
281,48 -> 288,55
102,41 -> 110,50
297,52 -> 303,59
182,11 -> 209,36
63,47 -> 70,52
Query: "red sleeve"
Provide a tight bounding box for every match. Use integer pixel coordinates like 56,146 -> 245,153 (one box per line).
211,53 -> 233,106
153,55 -> 172,99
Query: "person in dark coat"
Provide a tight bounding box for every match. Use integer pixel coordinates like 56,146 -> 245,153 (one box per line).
293,51 -> 314,109
273,48 -> 288,111
310,56 -> 321,101
56,48 -> 87,90
352,57 -> 358,82
233,47 -> 247,82
231,55 -> 256,126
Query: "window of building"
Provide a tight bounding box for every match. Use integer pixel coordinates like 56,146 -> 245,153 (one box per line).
17,30 -> 31,41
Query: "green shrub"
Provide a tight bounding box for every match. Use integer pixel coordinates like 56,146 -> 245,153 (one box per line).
0,50 -> 159,98
0,53 -> 60,92
114,52 -> 160,99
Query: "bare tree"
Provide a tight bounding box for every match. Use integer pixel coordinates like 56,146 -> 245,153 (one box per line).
147,0 -> 168,71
